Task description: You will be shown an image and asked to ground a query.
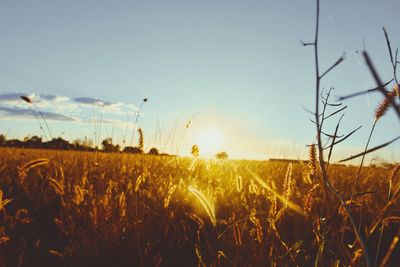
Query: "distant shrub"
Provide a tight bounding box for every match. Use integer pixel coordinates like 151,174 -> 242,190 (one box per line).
123,146 -> 143,154
215,151 -> 228,160
148,147 -> 159,155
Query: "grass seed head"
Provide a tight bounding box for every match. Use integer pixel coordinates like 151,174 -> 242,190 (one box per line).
236,175 -> 243,193
20,95 -> 32,104
138,128 -> 144,152
308,144 -> 317,180
188,186 -> 216,226
375,86 -> 397,120
303,184 -> 320,214
375,97 -> 391,120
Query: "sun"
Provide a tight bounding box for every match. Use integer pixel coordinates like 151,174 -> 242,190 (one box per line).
194,126 -> 224,157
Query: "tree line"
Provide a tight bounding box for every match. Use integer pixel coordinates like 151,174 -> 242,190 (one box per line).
0,134 -> 229,159
0,134 -> 161,155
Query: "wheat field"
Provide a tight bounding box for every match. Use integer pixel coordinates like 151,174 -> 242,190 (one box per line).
0,147 -> 399,266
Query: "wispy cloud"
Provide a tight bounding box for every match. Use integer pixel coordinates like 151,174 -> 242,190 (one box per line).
0,93 -> 76,110
73,96 -> 138,114
74,97 -> 114,107
0,92 -> 138,112
0,93 -> 26,103
83,117 -> 137,128
0,92 -> 140,124
0,106 -> 76,121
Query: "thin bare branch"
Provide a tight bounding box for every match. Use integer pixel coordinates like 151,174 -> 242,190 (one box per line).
338,79 -> 393,101
383,27 -> 394,66
321,131 -> 343,139
320,54 -> 345,79
328,114 -> 344,162
301,105 -> 315,115
300,41 -> 315,46
339,135 -> 400,162
306,1 -> 371,264
324,106 -> 347,121
326,102 -> 342,107
323,125 -> 362,150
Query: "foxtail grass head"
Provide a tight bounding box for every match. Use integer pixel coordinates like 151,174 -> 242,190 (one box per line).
308,144 -> 317,181
375,97 -> 391,120
138,128 -> 144,151
20,95 -> 32,104
303,184 -> 320,214
375,85 -> 397,121
188,186 -> 216,226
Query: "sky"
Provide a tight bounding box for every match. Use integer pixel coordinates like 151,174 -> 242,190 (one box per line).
0,0 -> 399,162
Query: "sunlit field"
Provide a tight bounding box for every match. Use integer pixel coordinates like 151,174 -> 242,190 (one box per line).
0,148 -> 399,266
1,0 -> 400,266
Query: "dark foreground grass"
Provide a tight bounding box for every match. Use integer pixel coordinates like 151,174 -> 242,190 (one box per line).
0,148 -> 399,266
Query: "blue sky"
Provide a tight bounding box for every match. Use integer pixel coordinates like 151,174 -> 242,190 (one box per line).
0,0 -> 399,162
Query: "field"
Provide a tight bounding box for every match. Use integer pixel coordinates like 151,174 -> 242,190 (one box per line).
0,148 -> 399,266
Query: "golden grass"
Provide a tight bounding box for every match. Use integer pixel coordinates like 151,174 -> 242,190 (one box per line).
0,148 -> 399,266
188,185 -> 216,226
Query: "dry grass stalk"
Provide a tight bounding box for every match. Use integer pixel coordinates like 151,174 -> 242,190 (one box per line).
255,218 -> 263,244
233,221 -> 242,247
188,186 -> 216,226
269,195 -> 277,219
54,218 -> 68,235
249,179 -> 260,195
0,190 -> 12,212
249,170 -> 304,215
73,185 -> 84,205
163,185 -> 177,208
119,192 -> 126,218
375,164 -> 400,265
48,249 -> 63,258
303,184 -> 320,214
388,164 -> 400,200
236,175 -> 243,193
309,144 -> 317,179
375,87 -> 397,120
379,236 -> 399,267
135,175 -> 143,192
48,178 -> 64,195
283,163 -> 293,208
138,128 -> 144,152
20,95 -> 54,140
19,158 -> 50,178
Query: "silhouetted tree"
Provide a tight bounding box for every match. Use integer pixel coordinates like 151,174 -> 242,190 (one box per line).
73,139 -> 83,146
191,145 -> 199,157
6,139 -> 24,147
215,151 -> 228,160
46,137 -> 72,150
25,135 -> 43,148
148,147 -> 159,155
101,138 -> 120,153
73,137 -> 94,151
29,135 -> 42,143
